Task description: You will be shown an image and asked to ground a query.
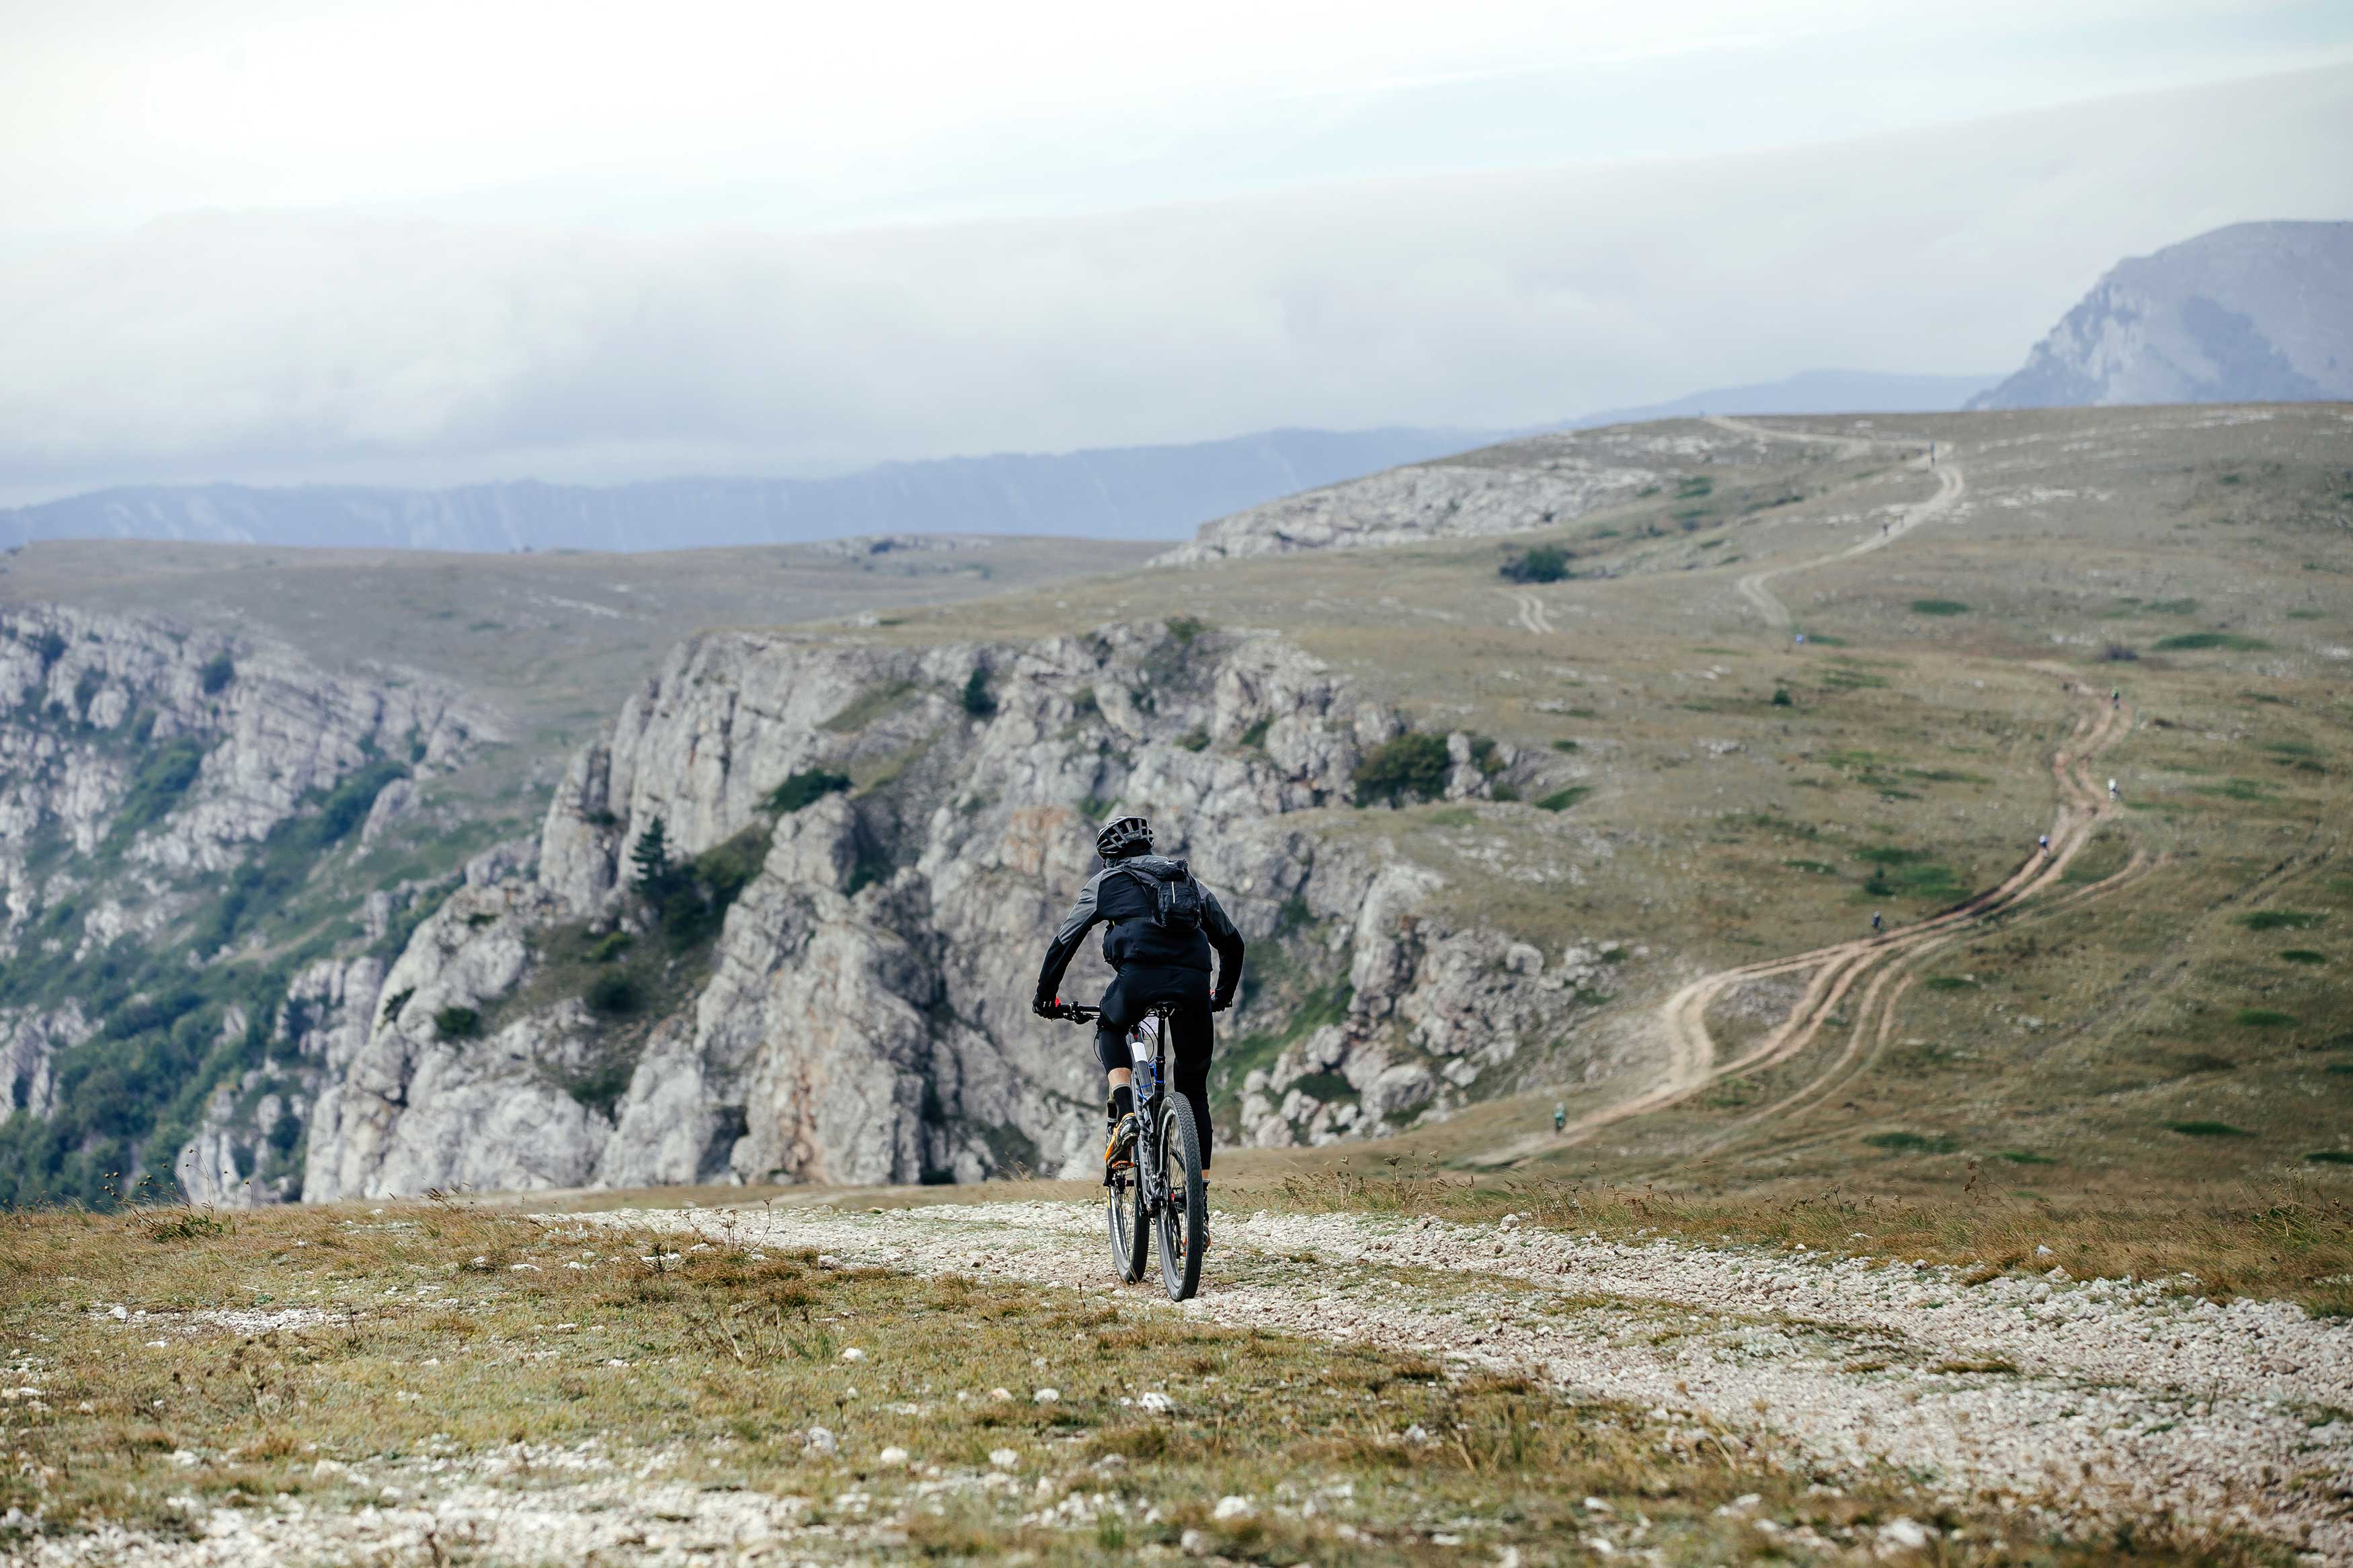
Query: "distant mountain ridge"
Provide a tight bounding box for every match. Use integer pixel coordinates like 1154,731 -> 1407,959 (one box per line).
0,427 -> 1496,553
1972,221 -> 2353,409
0,370 -> 2000,554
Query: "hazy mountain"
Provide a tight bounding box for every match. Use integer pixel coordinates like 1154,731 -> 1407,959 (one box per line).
1560,369 -> 2001,427
0,427 -> 1496,552
0,369 -> 2007,556
1971,221 -> 2353,410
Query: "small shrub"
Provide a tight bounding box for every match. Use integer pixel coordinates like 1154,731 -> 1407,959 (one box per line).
2306,1151 -> 2353,1165
433,1005 -> 482,1040
2233,1009 -> 2297,1028
1238,716 -> 1271,749
1499,546 -> 1569,584
1924,976 -> 1977,992
588,932 -> 633,964
1352,733 -> 1451,808
2240,910 -> 2322,932
586,974 -> 641,1017
961,667 -> 997,718
1166,616 -> 1207,644
1770,688 -> 1794,707
1996,1150 -> 2055,1165
763,769 -> 851,815
2279,950 -> 2326,965
2155,631 -> 2270,653
198,652 -> 236,694
2102,643 -> 2140,662
1177,728 -> 1210,752
1865,1131 -> 1956,1153
2166,1120 -> 2250,1138
1536,786 -> 1592,813
1909,600 -> 1969,616
380,987 -> 414,1026
1550,739 -> 1579,752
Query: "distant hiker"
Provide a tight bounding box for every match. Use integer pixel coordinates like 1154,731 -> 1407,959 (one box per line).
1552,1102 -> 1567,1136
1881,522 -> 1889,537
1794,632 -> 1806,647
1870,911 -> 1883,934
2108,778 -> 2119,801
2038,833 -> 2051,858
2111,688 -> 2122,708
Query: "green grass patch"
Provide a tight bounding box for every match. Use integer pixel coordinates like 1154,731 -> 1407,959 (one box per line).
2306,1151 -> 2353,1165
1995,1150 -> 2055,1165
2279,950 -> 2327,966
1909,599 -> 1970,616
820,679 -> 919,732
761,768 -> 850,814
2167,1120 -> 2251,1139
1924,976 -> 1978,992
1536,786 -> 1593,813
2233,1009 -> 2297,1028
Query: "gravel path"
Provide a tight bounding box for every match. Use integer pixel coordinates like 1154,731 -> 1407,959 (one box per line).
588,1199 -> 2353,1561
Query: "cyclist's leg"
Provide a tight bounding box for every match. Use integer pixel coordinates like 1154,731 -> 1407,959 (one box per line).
1164,975 -> 1215,1171
1095,971 -> 1141,1147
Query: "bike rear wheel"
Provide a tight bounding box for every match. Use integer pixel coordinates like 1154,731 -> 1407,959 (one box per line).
1152,1096 -> 1207,1301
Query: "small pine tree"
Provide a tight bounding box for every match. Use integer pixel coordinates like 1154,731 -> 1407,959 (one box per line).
631,817 -> 672,897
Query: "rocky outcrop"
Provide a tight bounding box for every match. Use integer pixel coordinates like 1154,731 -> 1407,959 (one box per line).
0,602 -> 492,1208
1147,426 -> 1749,565
307,622 -> 1626,1198
1971,221 -> 2353,410
0,603 -> 489,951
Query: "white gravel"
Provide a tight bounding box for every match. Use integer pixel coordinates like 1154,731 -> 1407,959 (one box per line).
584,1200 -> 2353,1561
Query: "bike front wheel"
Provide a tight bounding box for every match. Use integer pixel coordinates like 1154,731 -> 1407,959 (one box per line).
1105,1162 -> 1146,1283
1152,1096 -> 1207,1301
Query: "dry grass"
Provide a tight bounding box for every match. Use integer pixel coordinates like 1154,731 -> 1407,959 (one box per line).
0,1199 -> 2278,1564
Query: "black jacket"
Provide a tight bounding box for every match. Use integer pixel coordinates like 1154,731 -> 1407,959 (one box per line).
1035,855 -> 1245,1009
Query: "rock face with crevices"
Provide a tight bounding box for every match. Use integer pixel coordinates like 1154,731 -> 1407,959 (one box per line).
306,622 -> 1627,1198
0,603 -> 493,1206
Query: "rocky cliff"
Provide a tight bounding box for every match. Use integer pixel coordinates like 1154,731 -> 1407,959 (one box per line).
0,604 -> 495,1208
1971,221 -> 2353,410
305,621 -> 1632,1198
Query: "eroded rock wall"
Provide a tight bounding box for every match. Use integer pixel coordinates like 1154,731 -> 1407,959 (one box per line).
306,622 -> 1628,1198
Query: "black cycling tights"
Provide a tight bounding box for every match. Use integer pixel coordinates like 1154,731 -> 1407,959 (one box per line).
1092,965 -> 1215,1169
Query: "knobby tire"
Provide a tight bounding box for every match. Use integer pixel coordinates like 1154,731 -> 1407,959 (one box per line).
1154,1096 -> 1207,1301
1105,1163 -> 1146,1283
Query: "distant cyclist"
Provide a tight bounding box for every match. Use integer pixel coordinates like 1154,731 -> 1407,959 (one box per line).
1033,815 -> 1245,1179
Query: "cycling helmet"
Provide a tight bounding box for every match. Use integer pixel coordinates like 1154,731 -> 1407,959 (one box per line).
1095,814 -> 1153,860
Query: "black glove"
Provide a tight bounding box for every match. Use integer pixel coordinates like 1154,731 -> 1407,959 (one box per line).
1210,997 -> 1232,1014
1032,997 -> 1065,1020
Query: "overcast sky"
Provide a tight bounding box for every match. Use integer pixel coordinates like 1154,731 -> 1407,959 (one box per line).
1,1 -> 2348,501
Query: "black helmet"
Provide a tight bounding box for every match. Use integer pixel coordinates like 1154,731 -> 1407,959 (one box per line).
1095,814 -> 1153,860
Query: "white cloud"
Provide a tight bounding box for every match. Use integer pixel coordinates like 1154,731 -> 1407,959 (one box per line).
0,65 -> 2346,499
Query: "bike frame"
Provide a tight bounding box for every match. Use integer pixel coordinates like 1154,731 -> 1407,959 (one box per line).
1071,1002 -> 1172,1220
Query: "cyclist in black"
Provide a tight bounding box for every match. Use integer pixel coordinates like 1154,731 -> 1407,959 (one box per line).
1032,814 -> 1244,1174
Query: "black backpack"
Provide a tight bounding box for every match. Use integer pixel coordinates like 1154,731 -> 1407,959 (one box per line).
1118,858 -> 1205,931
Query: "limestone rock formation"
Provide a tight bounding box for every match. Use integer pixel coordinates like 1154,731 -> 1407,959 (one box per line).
307,622 -> 1624,1199
1971,221 -> 2353,410
1148,427 -> 1720,565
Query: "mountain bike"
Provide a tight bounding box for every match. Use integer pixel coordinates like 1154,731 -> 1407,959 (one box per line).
1062,1002 -> 1206,1301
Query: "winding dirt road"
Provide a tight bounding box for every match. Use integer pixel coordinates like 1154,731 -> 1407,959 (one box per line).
1485,431 -> 2147,1165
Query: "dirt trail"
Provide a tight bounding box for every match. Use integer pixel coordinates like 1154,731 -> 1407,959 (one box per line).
1482,431 -> 2139,1165
1506,694 -> 2147,1168
575,1200 -> 2353,1559
1722,425 -> 1964,631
